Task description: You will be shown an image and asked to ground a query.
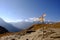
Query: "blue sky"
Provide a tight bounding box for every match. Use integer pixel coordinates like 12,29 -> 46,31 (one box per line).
0,0 -> 60,22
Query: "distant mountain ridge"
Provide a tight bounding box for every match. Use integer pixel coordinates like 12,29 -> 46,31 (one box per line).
10,21 -> 55,29
0,18 -> 58,32
0,18 -> 20,32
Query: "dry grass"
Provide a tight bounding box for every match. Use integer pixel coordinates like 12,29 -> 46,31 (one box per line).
28,22 -> 60,31
0,22 -> 60,37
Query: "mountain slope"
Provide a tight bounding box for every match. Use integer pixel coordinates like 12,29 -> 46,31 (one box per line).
0,18 -> 20,32
0,22 -> 60,40
0,27 -> 60,40
10,21 -> 55,29
10,21 -> 42,29
27,22 -> 60,31
0,26 -> 9,34
10,22 -> 34,29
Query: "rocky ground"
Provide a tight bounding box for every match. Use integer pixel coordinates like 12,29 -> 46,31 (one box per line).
0,27 -> 60,40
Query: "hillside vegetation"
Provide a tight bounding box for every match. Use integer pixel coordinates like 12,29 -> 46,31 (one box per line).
0,22 -> 60,40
